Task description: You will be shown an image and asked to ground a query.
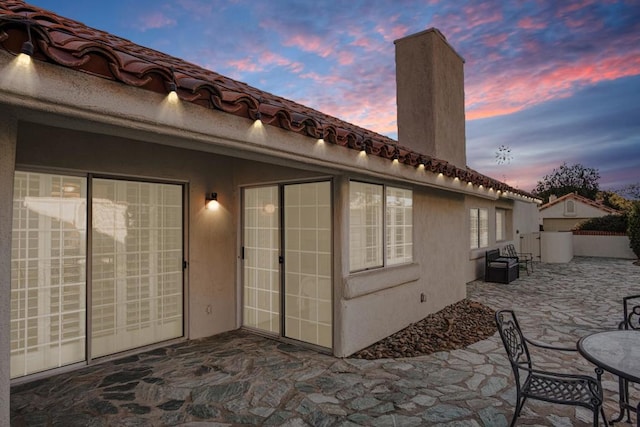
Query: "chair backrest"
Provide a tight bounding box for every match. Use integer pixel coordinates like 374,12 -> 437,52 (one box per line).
503,244 -> 518,258
622,295 -> 640,330
495,310 -> 532,390
486,249 -> 501,263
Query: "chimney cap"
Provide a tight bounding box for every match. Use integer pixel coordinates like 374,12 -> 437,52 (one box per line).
393,27 -> 465,62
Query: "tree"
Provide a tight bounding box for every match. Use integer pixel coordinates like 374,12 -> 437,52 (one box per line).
598,190 -> 632,212
615,183 -> 640,201
532,162 -> 600,203
629,201 -> 640,260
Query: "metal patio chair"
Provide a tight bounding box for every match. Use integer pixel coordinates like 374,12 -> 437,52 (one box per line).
620,294 -> 640,330
495,310 -> 608,426
613,294 -> 640,424
502,243 -> 533,275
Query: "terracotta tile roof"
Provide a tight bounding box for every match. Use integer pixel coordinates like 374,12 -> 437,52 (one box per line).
0,1 -> 536,199
539,192 -> 621,214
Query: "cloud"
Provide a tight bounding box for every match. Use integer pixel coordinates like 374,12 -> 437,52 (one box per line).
467,75 -> 640,191
517,17 -> 547,30
282,33 -> 335,58
137,11 -> 176,31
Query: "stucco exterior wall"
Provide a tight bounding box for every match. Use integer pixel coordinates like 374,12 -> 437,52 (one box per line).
573,235 -> 635,259
542,218 -> 586,232
0,111 -> 17,427
540,198 -> 613,231
337,185 -> 467,357
395,29 -> 466,169
540,232 -> 574,263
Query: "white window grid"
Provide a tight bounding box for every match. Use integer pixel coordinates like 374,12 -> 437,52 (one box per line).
90,179 -> 183,357
349,182 -> 413,272
243,186 -> 281,334
470,208 -> 489,249
10,172 -> 87,378
496,209 -> 506,242
386,187 -> 413,266
284,182 -> 332,348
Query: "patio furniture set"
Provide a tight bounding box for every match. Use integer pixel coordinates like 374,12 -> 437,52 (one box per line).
485,244 -> 534,284
496,295 -> 640,426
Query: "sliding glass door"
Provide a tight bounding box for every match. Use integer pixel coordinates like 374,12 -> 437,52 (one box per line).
242,186 -> 280,334
283,182 -> 332,348
10,172 -> 87,378
10,172 -> 184,379
91,179 -> 183,357
242,181 -> 332,348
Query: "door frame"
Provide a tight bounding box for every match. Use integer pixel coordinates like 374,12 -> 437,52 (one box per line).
239,178 -> 334,351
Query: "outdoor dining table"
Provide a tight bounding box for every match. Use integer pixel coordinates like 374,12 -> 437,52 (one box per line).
578,330 -> 640,426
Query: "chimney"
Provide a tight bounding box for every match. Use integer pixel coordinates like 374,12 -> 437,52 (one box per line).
395,28 -> 466,168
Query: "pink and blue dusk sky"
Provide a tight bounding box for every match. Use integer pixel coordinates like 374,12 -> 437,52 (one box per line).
29,0 -> 640,193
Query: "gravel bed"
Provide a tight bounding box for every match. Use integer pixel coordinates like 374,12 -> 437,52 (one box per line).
351,299 -> 497,359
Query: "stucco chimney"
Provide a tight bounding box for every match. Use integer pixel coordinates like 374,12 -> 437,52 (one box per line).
395,28 -> 466,168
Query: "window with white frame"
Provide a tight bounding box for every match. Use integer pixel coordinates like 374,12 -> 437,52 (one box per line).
386,187 -> 413,266
349,181 -> 413,272
496,209 -> 507,242
470,208 -> 489,249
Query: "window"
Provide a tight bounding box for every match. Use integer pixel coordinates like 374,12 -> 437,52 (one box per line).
564,200 -> 576,216
349,182 -> 413,272
386,187 -> 413,266
496,209 -> 506,242
470,208 -> 488,249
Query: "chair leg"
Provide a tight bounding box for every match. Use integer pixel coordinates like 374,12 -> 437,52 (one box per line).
511,395 -> 526,427
601,406 -> 609,427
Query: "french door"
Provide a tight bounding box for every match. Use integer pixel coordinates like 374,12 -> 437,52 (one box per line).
10,171 -> 184,379
242,181 -> 332,348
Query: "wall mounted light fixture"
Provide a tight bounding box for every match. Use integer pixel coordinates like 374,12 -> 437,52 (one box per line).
21,23 -> 34,56
205,192 -> 219,210
361,141 -> 371,155
166,67 -> 177,94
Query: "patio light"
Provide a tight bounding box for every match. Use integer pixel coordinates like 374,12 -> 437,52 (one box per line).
21,23 -> 34,56
205,192 -> 219,210
166,67 -> 177,95
361,141 -> 371,155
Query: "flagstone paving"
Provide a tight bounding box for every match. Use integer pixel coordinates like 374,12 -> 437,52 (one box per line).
10,257 -> 640,426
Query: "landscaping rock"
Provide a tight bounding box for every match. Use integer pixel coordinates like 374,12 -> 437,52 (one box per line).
351,299 -> 496,359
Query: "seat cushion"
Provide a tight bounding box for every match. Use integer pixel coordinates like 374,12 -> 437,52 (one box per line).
494,258 -> 518,267
488,262 -> 508,268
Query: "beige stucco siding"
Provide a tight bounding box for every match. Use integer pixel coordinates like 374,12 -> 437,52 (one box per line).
0,111 -> 17,424
540,198 -> 613,231
337,186 -> 467,356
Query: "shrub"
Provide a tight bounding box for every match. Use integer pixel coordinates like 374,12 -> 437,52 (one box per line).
629,202 -> 640,259
575,214 -> 628,233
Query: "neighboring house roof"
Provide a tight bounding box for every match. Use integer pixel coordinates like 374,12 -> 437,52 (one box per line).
538,192 -> 620,214
0,1 -> 536,199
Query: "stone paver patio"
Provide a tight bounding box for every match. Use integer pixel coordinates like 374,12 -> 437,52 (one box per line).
10,257 -> 640,426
